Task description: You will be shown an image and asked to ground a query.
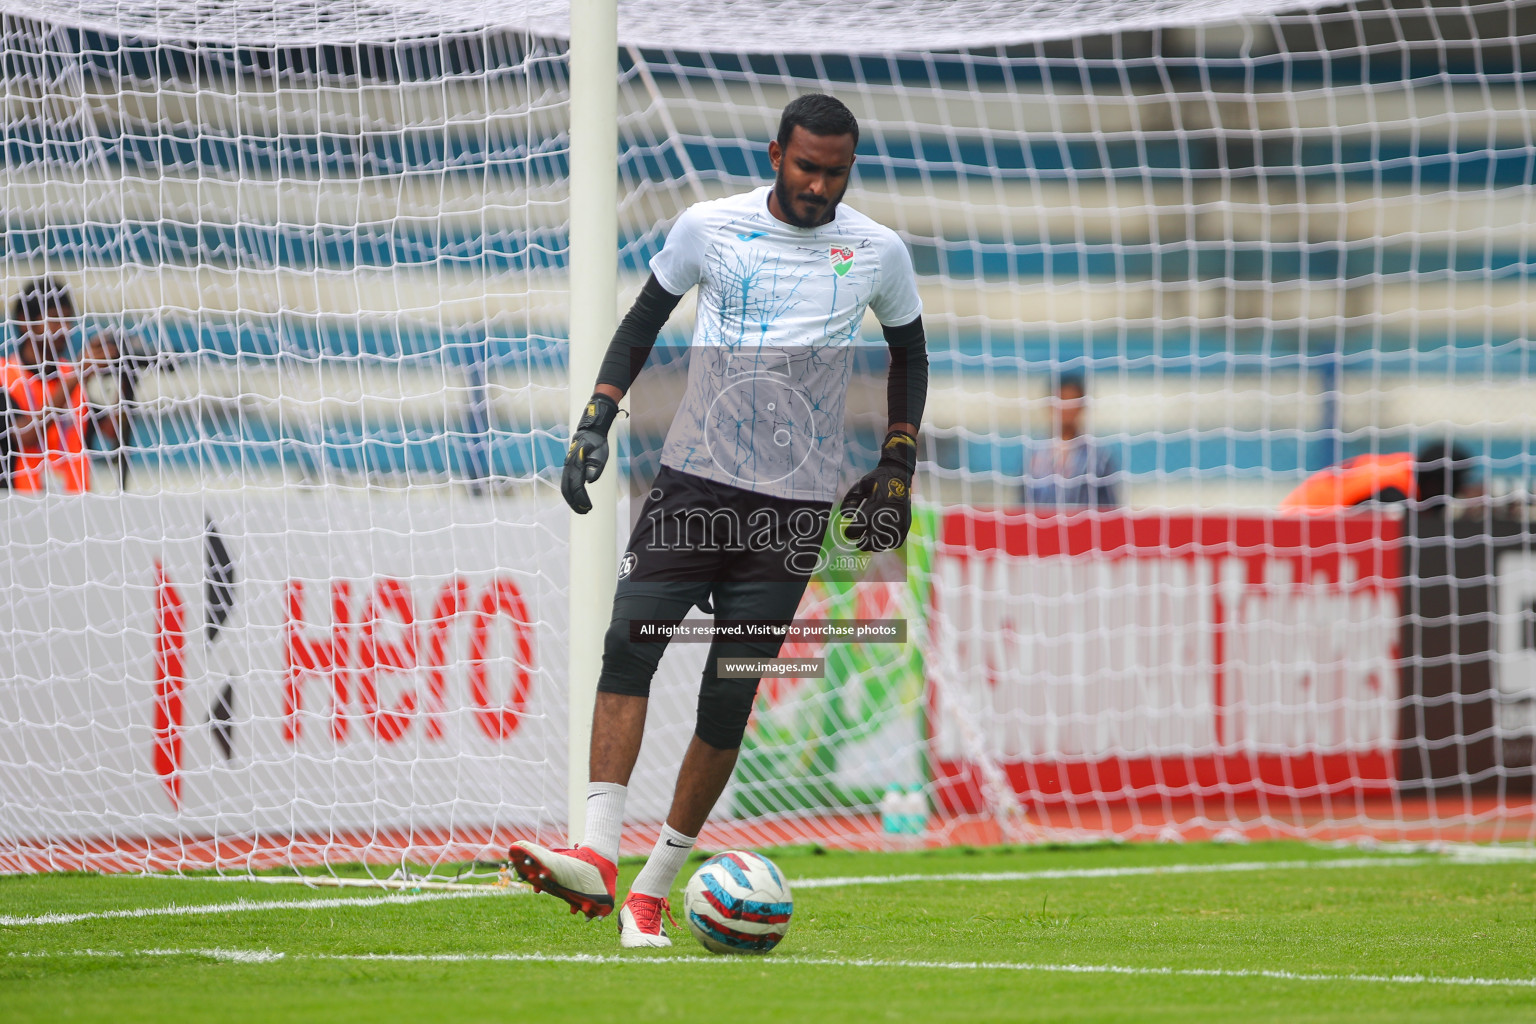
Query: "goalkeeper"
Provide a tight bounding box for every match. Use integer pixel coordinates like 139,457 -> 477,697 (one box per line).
510,94 -> 928,948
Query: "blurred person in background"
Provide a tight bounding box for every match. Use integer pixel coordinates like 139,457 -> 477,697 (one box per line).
1022,370 -> 1121,509
0,277 -> 121,493
1279,438 -> 1481,513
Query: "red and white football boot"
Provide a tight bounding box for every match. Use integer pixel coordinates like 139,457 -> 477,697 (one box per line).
507,840 -> 617,920
617,892 -> 675,948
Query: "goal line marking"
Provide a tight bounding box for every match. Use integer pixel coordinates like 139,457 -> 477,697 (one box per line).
9,948 -> 1535,989
791,855 -> 1429,889
0,887 -> 512,927
0,854 -> 1453,928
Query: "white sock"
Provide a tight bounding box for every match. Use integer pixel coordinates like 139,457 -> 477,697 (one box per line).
630,824 -> 696,899
580,782 -> 626,865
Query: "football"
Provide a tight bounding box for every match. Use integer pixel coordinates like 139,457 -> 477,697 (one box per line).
682,851 -> 794,954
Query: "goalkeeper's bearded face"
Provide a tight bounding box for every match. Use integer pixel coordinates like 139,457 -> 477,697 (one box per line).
769,126 -> 855,228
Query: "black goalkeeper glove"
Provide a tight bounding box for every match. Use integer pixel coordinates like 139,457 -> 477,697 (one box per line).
838,430 -> 918,552
561,393 -> 620,514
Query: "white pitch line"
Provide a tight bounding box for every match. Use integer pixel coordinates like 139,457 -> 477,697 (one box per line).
3,853 -> 1425,927
138,874 -> 524,892
0,887 -> 511,928
791,856 -> 1428,889
0,855 -> 1458,929
6,948 -> 287,963
9,948 -> 1536,989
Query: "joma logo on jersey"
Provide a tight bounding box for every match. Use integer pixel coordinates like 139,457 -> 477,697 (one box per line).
829,245 -> 854,276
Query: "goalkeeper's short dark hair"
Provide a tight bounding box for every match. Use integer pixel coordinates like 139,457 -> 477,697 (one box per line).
11,277 -> 75,339
777,93 -> 859,150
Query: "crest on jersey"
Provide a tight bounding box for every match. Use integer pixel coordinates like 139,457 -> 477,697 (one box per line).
618,551 -> 638,580
829,245 -> 854,276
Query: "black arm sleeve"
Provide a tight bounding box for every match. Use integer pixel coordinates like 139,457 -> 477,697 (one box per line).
594,274 -> 685,393
882,316 -> 928,431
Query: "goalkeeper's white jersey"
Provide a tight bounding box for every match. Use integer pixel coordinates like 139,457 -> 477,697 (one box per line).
649,185 -> 922,503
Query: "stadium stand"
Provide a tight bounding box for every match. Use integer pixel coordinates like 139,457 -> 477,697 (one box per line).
2,14 -> 1531,505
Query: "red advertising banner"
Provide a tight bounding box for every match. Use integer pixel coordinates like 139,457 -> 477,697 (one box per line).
930,511 -> 1403,814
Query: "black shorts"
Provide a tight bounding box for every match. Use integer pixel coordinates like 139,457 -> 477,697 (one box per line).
617,466 -> 831,593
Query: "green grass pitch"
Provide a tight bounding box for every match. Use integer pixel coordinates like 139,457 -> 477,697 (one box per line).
3,840 -> 1534,1022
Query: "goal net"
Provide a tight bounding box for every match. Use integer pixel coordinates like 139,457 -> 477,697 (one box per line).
2,0 -> 1533,875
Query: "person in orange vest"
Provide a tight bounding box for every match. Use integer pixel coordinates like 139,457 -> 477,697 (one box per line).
1279,439 -> 1478,512
1,278 -> 118,493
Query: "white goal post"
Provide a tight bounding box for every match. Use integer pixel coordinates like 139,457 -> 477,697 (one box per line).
565,0 -> 619,848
